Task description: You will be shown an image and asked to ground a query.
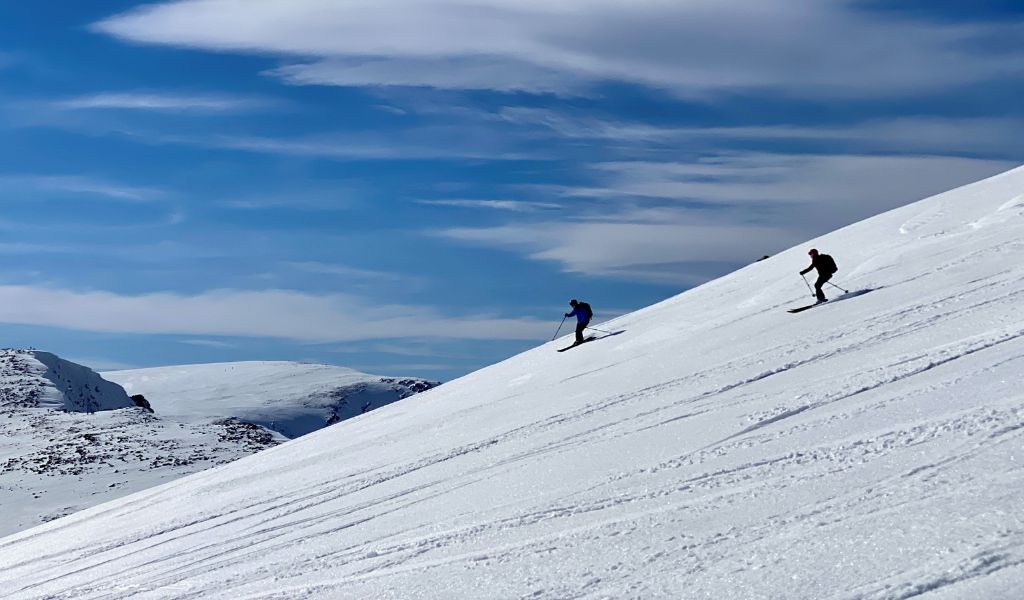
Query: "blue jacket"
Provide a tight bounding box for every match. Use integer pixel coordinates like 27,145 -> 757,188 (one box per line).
566,302 -> 593,323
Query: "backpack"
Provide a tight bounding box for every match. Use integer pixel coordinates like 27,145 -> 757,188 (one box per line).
819,254 -> 838,274
579,302 -> 593,320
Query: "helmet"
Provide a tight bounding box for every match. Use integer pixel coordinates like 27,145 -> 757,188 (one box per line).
569,299 -> 578,306
808,248 -> 819,256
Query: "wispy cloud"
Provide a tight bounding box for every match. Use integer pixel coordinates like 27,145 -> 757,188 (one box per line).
0,174 -> 167,202
570,154 -> 1016,214
149,131 -> 538,161
178,338 -> 236,348
219,190 -> 356,211
283,261 -> 407,282
497,108 -> 1024,157
437,153 -> 1016,282
0,285 -> 551,342
54,92 -> 277,113
416,199 -> 561,212
441,217 -> 797,283
93,0 -> 1024,97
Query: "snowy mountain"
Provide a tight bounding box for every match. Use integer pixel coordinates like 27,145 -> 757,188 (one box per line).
1,166 -> 1023,598
0,349 -> 278,539
0,356 -> 437,539
105,361 -> 439,438
2,350 -> 135,412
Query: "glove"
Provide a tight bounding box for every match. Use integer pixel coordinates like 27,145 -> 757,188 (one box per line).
565,313 -> 571,318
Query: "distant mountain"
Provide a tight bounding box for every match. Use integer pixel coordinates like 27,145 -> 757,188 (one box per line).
104,361 -> 440,438
0,352 -> 438,538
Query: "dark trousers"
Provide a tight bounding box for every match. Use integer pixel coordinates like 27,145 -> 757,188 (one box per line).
575,320 -> 589,343
815,273 -> 833,301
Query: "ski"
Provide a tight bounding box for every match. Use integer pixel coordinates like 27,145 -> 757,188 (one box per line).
788,301 -> 827,313
557,336 -> 596,352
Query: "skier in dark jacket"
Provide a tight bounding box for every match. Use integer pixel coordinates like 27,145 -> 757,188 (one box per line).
800,249 -> 837,303
565,299 -> 593,344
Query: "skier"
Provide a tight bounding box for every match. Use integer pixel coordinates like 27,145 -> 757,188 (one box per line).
565,299 -> 593,345
800,249 -> 838,304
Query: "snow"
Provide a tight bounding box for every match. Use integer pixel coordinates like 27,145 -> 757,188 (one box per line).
2,350 -> 134,412
2,166 -> 1024,598
0,350 -> 278,539
104,361 -> 439,438
1,358 -> 435,539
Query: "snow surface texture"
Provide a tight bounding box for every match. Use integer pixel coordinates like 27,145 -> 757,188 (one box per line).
3,167 -> 1024,598
105,361 -> 440,438
0,350 -> 277,539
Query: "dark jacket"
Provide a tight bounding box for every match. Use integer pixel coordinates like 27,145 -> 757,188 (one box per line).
801,254 -> 836,276
566,302 -> 593,323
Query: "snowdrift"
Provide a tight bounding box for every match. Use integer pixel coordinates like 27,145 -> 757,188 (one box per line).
2,167 -> 1023,598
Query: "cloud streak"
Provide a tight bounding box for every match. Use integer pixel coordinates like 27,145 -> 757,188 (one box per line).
0,286 -> 551,342
283,261 -> 409,282
572,154 -> 1017,214
54,92 -> 277,113
438,153 -> 1016,282
147,131 -> 538,161
93,0 -> 1024,97
441,212 -> 799,283
0,175 -> 167,202
496,109 -> 1024,157
416,199 -> 562,212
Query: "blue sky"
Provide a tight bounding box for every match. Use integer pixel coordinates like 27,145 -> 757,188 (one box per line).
1,0 -> 1022,380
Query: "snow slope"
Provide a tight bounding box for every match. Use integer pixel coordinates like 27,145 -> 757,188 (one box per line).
2,167 -> 1024,598
104,361 -> 439,438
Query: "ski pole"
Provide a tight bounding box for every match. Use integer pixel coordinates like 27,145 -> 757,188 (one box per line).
800,273 -> 814,297
827,281 -> 849,294
586,325 -> 611,334
551,315 -> 567,341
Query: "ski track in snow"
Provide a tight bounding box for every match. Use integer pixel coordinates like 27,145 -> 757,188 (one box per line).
1,168 -> 1024,597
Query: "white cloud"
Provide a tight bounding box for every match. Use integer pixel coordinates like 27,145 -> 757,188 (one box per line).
54,92 -> 276,113
416,199 -> 562,212
220,194 -> 354,211
438,154 -> 1017,282
283,261 -> 407,282
575,154 -> 1016,216
497,109 -> 1024,157
92,0 -> 1024,97
151,131 -> 536,161
178,339 -> 236,348
442,218 -> 797,282
269,56 -> 581,95
0,286 -> 550,342
0,175 -> 167,202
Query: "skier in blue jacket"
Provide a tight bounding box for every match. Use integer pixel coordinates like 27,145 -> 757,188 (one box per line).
565,299 -> 593,345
